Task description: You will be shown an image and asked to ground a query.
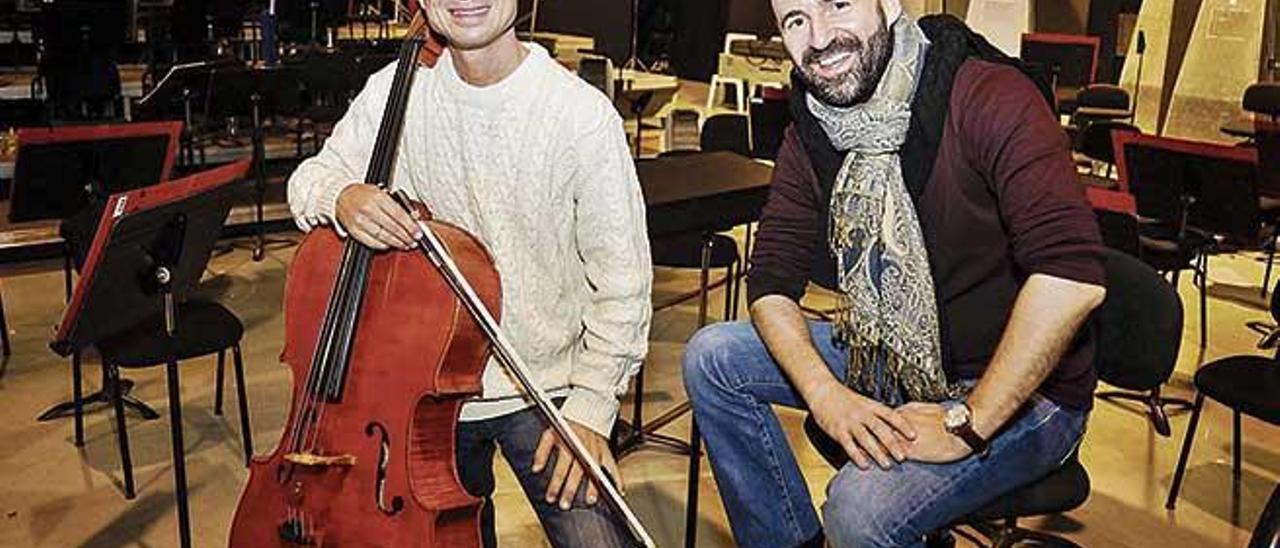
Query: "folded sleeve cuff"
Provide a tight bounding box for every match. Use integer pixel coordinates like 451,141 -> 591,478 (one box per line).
560,386 -> 621,437
747,269 -> 807,305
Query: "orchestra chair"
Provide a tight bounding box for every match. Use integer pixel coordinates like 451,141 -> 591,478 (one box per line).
664,108 -> 701,154
1076,121 -> 1138,189
1019,33 -> 1100,115
1166,277 -> 1280,510
78,164 -> 256,501
293,50 -> 359,156
1244,83 -> 1280,122
1253,483 -> 1280,548
625,130 -> 751,462
706,33 -> 757,114
1093,240 -> 1186,437
1255,130 -> 1280,297
749,95 -> 791,161
0,280 -> 9,356
800,248 -> 1171,547
1115,131 -> 1263,349
577,55 -> 616,102
1087,187 -> 1140,258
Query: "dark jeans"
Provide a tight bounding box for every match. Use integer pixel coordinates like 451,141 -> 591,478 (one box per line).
456,405 -> 632,548
682,321 -> 1088,548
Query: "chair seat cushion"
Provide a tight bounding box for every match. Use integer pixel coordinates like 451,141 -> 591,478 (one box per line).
1194,356 -> 1280,425
97,300 -> 244,368
964,458 -> 1091,521
651,233 -> 741,270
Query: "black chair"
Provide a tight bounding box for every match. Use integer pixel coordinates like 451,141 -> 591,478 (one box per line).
1244,83 -> 1280,121
749,96 -> 791,161
1253,483 -> 1280,548
1166,279 -> 1280,510
293,50 -> 358,155
699,114 -> 751,158
1118,132 -> 1263,348
577,56 -> 615,101
1255,130 -> 1280,297
90,299 -> 253,500
1088,187 -> 1141,257
802,248 -> 1174,546
1076,121 -> 1138,186
1094,248 -> 1186,436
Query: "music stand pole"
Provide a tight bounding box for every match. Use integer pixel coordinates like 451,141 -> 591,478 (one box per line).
252,91 -> 268,261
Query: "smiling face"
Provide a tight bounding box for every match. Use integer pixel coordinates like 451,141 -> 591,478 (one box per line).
773,0 -> 894,107
424,0 -> 518,51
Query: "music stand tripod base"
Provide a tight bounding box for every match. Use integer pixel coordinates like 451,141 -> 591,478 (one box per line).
36,368 -> 160,423
613,402 -> 693,457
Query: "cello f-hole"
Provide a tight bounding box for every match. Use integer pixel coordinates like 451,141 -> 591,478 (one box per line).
365,422 -> 405,516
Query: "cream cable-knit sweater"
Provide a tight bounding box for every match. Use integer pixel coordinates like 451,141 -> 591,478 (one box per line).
287,43 -> 652,436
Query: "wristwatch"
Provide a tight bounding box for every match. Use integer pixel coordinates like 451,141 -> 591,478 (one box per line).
943,402 -> 990,458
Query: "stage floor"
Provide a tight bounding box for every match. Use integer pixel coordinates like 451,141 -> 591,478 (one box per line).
0,226 -> 1274,547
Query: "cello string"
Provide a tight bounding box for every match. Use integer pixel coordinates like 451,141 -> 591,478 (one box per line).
306,33 -> 422,454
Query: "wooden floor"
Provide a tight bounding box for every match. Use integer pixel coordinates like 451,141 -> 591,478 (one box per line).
0,227 -> 1276,547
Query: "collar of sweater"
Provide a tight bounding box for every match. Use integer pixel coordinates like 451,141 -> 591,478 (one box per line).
436,42 -> 551,110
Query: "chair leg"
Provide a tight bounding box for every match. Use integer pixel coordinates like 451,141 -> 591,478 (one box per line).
0,288 -> 10,357
1198,255 -> 1208,348
684,418 -> 701,548
165,360 -> 193,548
214,350 -> 226,416
232,344 -> 254,466
72,350 -> 84,447
107,364 -> 136,499
1166,392 -> 1206,510
697,236 -> 712,328
63,242 -> 73,303
1263,241 -> 1276,299
1232,410 -> 1242,480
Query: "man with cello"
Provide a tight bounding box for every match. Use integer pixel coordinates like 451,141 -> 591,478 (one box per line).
285,0 -> 652,545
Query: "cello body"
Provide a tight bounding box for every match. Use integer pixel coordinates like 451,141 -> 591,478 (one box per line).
228,214 -> 499,547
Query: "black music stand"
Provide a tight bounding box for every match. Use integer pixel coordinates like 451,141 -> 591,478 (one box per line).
50,160 -> 246,548
136,58 -> 239,167
204,63 -> 301,261
15,123 -> 181,424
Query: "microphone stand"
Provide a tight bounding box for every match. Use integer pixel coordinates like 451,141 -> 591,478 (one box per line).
1130,30 -> 1146,126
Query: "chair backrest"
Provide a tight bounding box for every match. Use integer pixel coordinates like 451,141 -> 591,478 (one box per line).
577,56 -> 615,101
665,108 -> 701,153
1076,84 -> 1130,111
701,113 -> 751,157
1244,82 -> 1280,119
1079,121 -> 1138,165
1095,248 -> 1183,391
1019,33 -> 1100,89
1114,131 -> 1262,246
1087,187 -> 1140,257
749,96 -> 791,160
1258,129 -> 1280,199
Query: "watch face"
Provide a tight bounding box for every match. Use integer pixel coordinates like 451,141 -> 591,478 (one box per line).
944,404 -> 968,429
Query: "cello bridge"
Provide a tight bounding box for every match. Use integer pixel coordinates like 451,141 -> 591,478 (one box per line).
284,452 -> 357,467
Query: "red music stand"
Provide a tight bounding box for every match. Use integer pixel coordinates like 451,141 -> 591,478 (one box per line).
22,122 -> 183,425
49,159 -> 249,548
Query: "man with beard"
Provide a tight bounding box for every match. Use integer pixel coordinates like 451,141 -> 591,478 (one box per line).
682,0 -> 1106,546
287,0 -> 650,546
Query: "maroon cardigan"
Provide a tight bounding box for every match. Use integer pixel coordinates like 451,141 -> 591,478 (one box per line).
748,59 -> 1105,410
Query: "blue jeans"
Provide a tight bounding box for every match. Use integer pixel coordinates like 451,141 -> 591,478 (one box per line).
456,404 -> 631,548
683,321 -> 1087,548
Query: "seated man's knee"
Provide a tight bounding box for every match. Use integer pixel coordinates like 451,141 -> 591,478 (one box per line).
681,322 -> 744,398
822,469 -> 910,548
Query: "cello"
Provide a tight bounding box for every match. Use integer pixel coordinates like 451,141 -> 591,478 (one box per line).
228,10 -> 653,548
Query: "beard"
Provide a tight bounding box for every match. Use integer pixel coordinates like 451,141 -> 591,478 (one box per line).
798,15 -> 894,107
